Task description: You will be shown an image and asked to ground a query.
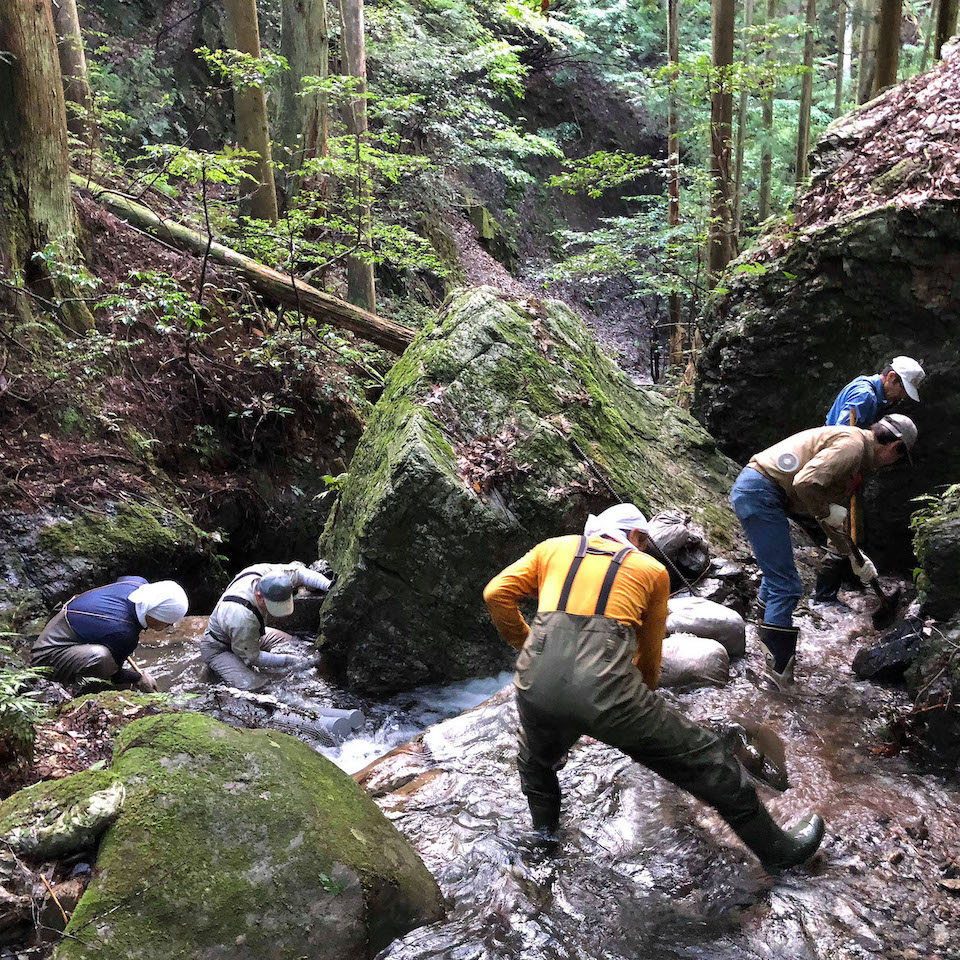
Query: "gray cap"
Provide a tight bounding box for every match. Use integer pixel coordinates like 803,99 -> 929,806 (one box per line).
258,574 -> 295,617
879,413 -> 918,464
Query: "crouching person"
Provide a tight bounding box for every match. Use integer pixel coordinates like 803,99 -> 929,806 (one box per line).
201,561 -> 332,691
31,577 -> 188,691
483,504 -> 824,871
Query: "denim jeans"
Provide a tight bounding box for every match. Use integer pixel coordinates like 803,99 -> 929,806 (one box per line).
730,467 -> 803,626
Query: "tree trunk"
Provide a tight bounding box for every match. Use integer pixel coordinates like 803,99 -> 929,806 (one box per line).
732,0 -> 753,251
921,0 -> 939,70
759,0 -> 775,222
708,0 -> 735,285
936,0 -> 959,57
0,0 -> 92,332
835,0 -> 847,115
337,0 -> 376,312
51,0 -> 95,147
666,0 -> 683,366
795,0 -> 816,189
279,0 -> 329,173
858,0 -> 878,102
72,174 -> 413,353
223,0 -> 279,222
872,0 -> 902,94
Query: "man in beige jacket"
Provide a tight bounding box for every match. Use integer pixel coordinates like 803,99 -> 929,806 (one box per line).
730,414 -> 917,689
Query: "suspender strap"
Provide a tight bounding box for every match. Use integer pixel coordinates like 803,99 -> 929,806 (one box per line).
594,547 -> 632,616
229,571 -> 262,588
556,536 -> 589,612
223,595 -> 265,636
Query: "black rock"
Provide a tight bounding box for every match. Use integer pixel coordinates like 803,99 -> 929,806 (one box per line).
852,616 -> 926,683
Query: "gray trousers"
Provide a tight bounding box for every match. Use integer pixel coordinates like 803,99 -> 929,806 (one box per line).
200,629 -> 293,692
31,607 -> 121,684
514,611 -> 762,829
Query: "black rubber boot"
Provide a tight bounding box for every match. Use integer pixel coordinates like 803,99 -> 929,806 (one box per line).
755,597 -> 767,621
814,553 -> 849,605
527,797 -> 560,835
757,623 -> 799,690
732,806 -> 825,870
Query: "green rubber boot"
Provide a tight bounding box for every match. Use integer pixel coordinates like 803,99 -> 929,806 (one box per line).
732,806 -> 825,871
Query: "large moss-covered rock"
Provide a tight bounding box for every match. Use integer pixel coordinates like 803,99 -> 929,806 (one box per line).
319,287 -> 740,693
904,620 -> 960,765
695,55 -> 960,568
913,486 -> 960,621
0,712 -> 443,959
0,498 -> 223,637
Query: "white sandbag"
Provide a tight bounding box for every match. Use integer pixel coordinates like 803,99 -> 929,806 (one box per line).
659,633 -> 730,689
666,596 -> 746,657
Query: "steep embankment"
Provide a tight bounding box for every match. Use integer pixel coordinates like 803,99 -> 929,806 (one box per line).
696,50 -> 960,567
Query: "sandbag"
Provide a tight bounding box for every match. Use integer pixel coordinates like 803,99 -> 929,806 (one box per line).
648,510 -> 711,584
659,633 -> 729,689
666,596 -> 746,657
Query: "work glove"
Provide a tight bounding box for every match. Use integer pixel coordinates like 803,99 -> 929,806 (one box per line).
851,552 -> 878,585
300,567 -> 333,593
820,503 -> 848,537
136,670 -> 159,693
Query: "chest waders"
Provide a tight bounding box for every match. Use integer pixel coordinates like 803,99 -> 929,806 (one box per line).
512,537 -> 825,869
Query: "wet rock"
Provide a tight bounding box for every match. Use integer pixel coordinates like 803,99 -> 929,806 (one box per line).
37,878 -> 86,941
695,61 -> 960,569
659,634 -> 729,689
320,287 -> 742,693
647,510 -> 711,587
852,616 -> 926,683
0,712 -> 443,960
914,496 -> 960,621
905,622 -> 960,764
665,597 -> 746,657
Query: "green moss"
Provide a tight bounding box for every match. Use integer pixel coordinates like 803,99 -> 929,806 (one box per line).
33,711 -> 443,959
38,500 -> 208,568
0,769 -> 118,838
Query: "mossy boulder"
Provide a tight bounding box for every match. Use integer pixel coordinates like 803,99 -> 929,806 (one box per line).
912,487 -> 960,621
319,287 -> 741,693
904,620 -> 960,765
0,499 -> 224,637
0,712 -> 443,959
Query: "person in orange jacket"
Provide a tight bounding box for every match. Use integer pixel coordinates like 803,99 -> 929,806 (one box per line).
483,503 -> 824,870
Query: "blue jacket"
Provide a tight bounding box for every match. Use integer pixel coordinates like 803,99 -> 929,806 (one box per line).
825,374 -> 887,428
64,576 -> 147,665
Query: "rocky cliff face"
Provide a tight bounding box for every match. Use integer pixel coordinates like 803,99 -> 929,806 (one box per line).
695,52 -> 960,566
319,287 -> 741,694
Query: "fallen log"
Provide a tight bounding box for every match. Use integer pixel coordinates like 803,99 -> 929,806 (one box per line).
71,173 -> 415,353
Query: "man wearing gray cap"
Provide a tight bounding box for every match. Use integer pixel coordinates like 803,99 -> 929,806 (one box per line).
202,562 -> 333,691
731,414 -> 917,690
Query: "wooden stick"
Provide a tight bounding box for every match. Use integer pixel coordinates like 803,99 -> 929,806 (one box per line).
41,875 -> 71,927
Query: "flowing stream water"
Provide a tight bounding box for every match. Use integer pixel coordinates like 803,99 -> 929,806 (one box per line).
135,600 -> 960,960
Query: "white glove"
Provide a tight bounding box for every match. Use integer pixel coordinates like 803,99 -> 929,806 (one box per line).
821,504 -> 848,535
851,553 -> 878,585
137,670 -> 159,693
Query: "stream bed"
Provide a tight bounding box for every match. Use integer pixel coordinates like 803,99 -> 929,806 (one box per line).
136,601 -> 960,960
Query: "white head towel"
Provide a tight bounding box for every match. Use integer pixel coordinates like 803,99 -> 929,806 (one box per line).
583,503 -> 649,551
129,581 -> 189,628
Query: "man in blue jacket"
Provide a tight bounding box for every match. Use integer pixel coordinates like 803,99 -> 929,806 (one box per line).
816,356 -> 924,605
31,577 -> 188,690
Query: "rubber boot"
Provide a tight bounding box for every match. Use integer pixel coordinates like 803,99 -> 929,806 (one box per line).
813,554 -> 848,607
755,597 -> 767,622
758,623 -> 799,690
731,806 -> 825,871
527,796 -> 560,835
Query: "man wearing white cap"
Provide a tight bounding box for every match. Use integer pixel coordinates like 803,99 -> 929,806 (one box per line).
202,561 -> 333,691
483,504 -> 824,871
31,576 -> 188,690
816,357 -> 925,604
825,356 -> 925,429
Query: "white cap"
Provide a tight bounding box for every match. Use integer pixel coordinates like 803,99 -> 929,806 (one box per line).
584,503 -> 648,550
891,356 -> 925,402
